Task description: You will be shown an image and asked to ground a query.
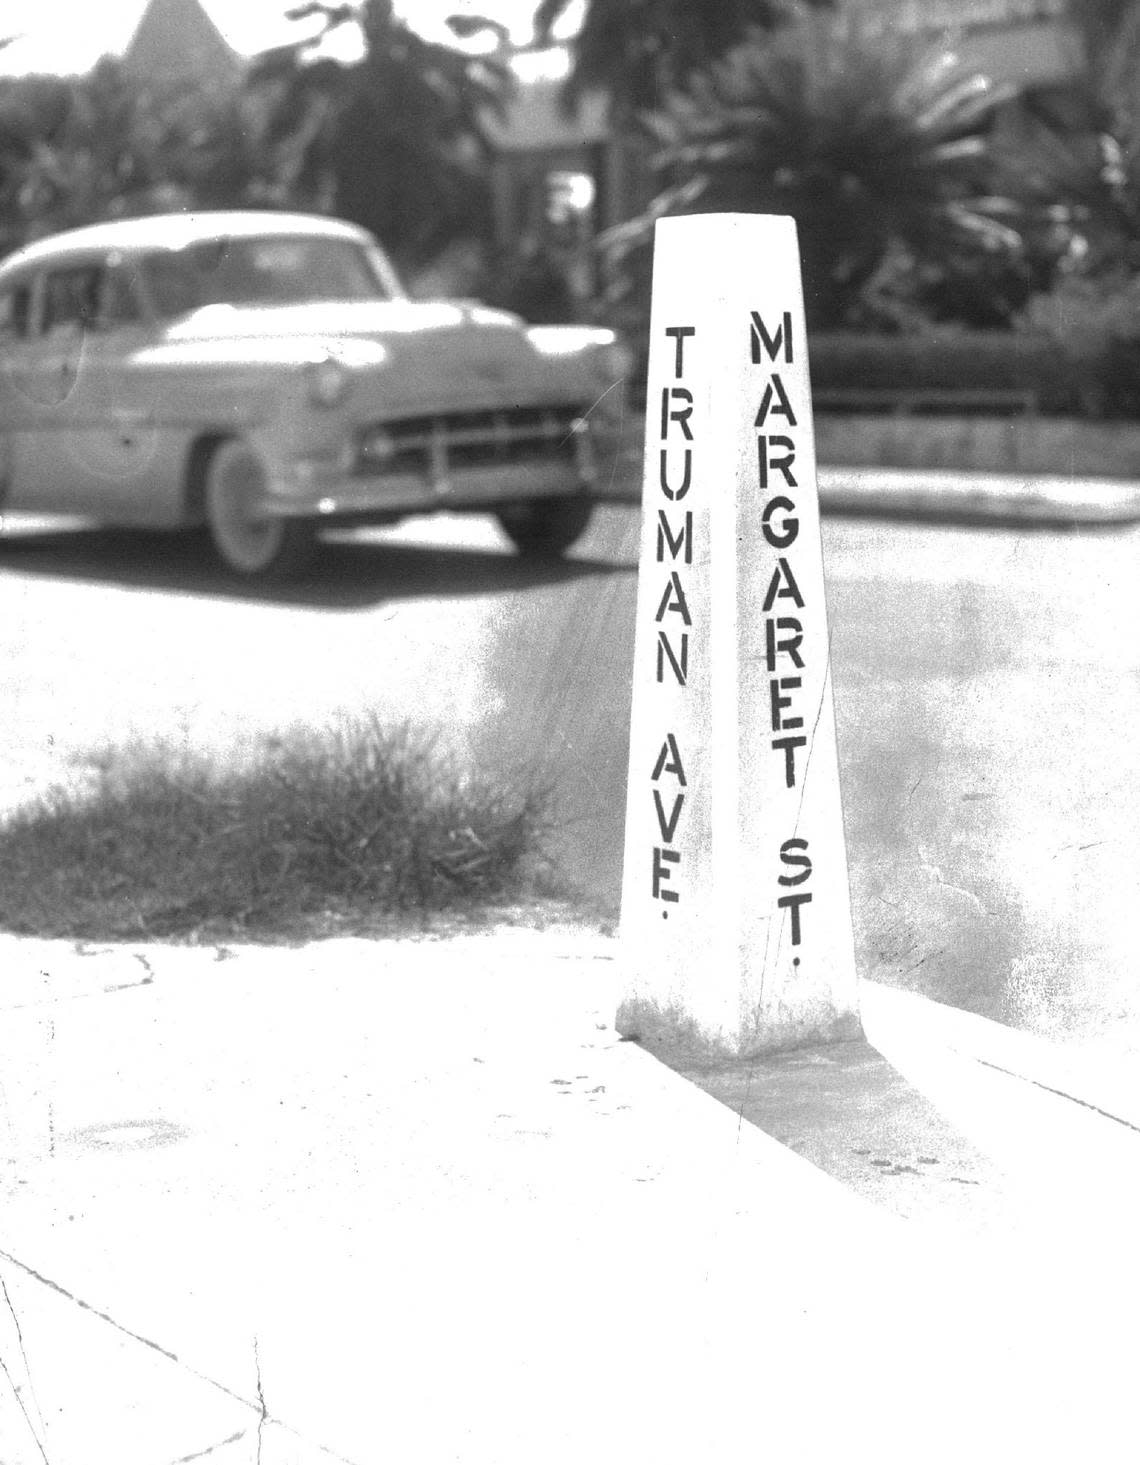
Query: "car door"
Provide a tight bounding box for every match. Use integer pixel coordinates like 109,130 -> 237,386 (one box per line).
4,259 -> 101,515
63,258 -> 171,522
0,271 -> 44,513
5,256 -> 168,522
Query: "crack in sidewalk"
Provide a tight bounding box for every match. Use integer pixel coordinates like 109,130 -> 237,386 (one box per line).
0,1344 -> 51,1464
970,1057 -> 1140,1136
0,1247 -> 362,1464
1,1272 -> 48,1450
254,1337 -> 267,1464
168,1427 -> 249,1464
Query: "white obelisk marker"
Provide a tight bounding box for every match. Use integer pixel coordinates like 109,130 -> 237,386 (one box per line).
619,213 -> 860,1059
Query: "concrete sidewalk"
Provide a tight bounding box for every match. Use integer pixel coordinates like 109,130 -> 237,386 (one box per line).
0,927 -> 1138,1464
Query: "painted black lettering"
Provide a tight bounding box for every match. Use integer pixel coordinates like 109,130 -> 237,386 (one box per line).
656,631 -> 689,686
770,676 -> 803,732
778,837 -> 812,886
761,495 -> 798,550
750,311 -> 793,364
655,571 -> 692,627
653,789 -> 684,843
653,846 -> 681,902
658,449 -> 692,500
754,374 -> 797,428
777,890 -> 812,944
757,435 -> 797,491
656,510 -> 693,564
765,616 -> 804,671
664,325 -> 695,378
762,558 -> 805,612
660,387 -> 694,441
651,734 -> 687,785
772,734 -> 807,788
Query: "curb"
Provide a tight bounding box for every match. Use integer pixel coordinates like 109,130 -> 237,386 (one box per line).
860,981 -> 1140,1133
818,466 -> 1140,525
597,418 -> 1140,525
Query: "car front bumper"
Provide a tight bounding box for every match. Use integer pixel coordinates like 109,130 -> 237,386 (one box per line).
256,417 -> 639,520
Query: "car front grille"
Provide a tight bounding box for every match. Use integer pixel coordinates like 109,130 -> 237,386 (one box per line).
357,405 -> 590,477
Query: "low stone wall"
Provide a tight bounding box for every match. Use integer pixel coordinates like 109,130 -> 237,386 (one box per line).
814,416 -> 1140,478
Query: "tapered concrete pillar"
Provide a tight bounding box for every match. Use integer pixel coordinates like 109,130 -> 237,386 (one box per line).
619,213 -> 860,1061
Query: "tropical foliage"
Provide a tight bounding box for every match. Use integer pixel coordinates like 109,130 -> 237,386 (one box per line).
532,0 -> 834,119
0,1 -> 512,274
604,16 -> 1021,328
4,0 -> 1140,336
246,0 -> 513,271
991,0 -> 1140,286
0,60 -> 293,254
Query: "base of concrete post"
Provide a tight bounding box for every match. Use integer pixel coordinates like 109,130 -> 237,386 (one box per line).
616,994 -> 863,1067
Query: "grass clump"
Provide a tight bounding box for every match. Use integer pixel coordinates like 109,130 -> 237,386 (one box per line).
0,721 -> 557,943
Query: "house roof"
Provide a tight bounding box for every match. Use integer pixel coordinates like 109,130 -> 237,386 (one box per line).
0,0 -> 255,79
121,0 -> 240,84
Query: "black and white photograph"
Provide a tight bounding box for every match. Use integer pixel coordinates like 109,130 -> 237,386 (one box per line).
0,1 -> 1137,1460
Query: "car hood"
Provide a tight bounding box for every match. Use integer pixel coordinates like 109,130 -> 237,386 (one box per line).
137,298 -> 612,416
162,298 -> 544,377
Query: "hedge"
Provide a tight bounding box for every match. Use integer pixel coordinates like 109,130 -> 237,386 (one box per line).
622,326 -> 1140,419
807,331 -> 1140,419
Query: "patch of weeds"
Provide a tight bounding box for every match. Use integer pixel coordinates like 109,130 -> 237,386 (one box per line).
0,719 -> 562,943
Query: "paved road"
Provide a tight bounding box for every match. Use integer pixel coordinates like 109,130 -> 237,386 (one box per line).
0,501 -> 1137,1046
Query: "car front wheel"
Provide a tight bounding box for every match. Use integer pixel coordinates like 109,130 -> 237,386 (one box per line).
204,440 -> 315,578
496,497 -> 594,558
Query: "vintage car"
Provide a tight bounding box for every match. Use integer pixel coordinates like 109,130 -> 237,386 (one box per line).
0,211 -> 633,576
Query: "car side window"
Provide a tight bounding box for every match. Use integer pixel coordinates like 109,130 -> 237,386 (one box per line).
42,265 -> 102,336
101,266 -> 144,327
0,279 -> 33,342
39,261 -> 145,336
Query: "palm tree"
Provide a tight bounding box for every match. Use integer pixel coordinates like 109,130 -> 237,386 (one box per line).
247,0 -> 513,272
606,15 -> 1019,327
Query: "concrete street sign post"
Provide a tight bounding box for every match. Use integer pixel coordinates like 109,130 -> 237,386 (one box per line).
619,213 -> 861,1060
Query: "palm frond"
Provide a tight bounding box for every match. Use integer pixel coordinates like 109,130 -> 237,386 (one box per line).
617,13 -> 1026,326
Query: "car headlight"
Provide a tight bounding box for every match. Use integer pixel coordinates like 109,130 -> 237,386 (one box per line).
306,352 -> 353,409
597,336 -> 634,384
527,325 -> 625,369
526,326 -> 634,393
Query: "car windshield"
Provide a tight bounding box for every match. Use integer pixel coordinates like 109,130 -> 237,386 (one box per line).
142,236 -> 395,315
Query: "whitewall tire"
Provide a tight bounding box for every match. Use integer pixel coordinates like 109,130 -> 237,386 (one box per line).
204,440 -> 315,578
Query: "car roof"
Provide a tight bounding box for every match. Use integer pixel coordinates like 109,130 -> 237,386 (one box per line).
0,211 -> 376,279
